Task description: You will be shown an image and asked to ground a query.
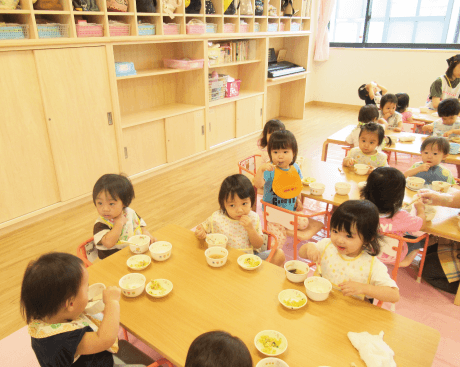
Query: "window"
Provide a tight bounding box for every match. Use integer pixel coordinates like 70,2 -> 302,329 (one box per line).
329,0 -> 460,48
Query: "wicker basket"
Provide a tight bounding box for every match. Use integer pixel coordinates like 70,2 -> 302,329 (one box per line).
37,24 -> 69,38
206,23 -> 217,33
76,23 -> 103,37
109,23 -> 130,36
209,74 -> 228,102
138,24 -> 155,36
267,23 -> 278,32
163,23 -> 180,35
164,58 -> 204,70
186,23 -> 205,34
0,24 -> 29,39
223,23 -> 235,33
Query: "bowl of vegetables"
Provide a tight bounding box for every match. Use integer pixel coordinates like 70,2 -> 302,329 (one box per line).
127,254 -> 151,271
254,330 -> 288,356
237,254 -> 262,270
278,289 -> 307,310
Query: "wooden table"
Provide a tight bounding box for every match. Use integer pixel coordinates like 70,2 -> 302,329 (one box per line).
87,224 -> 440,366
409,107 -> 438,124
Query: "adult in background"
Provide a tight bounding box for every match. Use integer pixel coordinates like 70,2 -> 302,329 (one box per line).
426,54 -> 460,110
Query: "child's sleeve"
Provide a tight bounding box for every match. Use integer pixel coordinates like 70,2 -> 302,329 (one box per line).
370,259 -> 398,288
294,163 -> 303,179
345,131 -> 354,145
439,166 -> 456,185
93,222 -> 111,246
253,212 -> 263,236
397,210 -> 423,233
135,212 -> 147,227
315,238 -> 330,253
200,215 -> 213,234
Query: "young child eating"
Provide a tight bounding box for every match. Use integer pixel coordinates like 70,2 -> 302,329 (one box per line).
257,119 -> 285,163
423,98 -> 460,137
345,104 -> 380,148
378,93 -> 403,131
358,81 -> 387,105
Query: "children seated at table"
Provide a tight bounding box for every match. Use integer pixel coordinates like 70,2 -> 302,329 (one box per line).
343,123 -> 389,170
362,167 -> 426,267
422,98 -> 460,137
185,331 -> 252,367
257,119 -> 285,163
404,137 -> 455,185
21,252 -> 123,367
358,81 -> 387,105
396,92 -> 414,125
378,93 -> 403,132
195,174 -> 285,266
253,130 -> 323,247
299,200 -> 400,303
346,104 -> 379,147
93,174 -> 155,260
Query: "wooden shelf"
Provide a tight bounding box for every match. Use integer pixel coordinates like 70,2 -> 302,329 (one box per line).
33,10 -> 71,14
107,12 -> 135,16
0,10 -> 31,14
266,71 -> 308,85
136,13 -> 161,16
208,60 -> 261,69
121,103 -> 205,128
74,11 -> 105,15
116,67 -> 199,80
209,91 -> 264,107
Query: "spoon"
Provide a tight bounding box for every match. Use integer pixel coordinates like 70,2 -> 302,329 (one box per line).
317,263 -> 322,277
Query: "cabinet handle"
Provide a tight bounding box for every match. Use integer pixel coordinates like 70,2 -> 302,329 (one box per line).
202,125 -> 204,135
260,108 -> 263,116
124,147 -> 128,159
107,112 -> 113,125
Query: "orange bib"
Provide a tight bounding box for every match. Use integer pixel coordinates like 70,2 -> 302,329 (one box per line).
272,166 -> 303,199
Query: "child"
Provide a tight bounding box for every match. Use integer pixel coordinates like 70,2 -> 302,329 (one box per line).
405,137 -> 455,185
395,92 -> 413,124
299,200 -> 400,303
253,130 -> 324,247
422,98 -> 460,137
257,119 -> 286,163
345,104 -> 379,147
184,331 -> 252,367
343,123 -> 389,169
362,167 -> 426,267
93,174 -> 155,260
20,252 -> 122,366
195,174 -> 285,266
378,93 -> 403,131
358,81 -> 387,105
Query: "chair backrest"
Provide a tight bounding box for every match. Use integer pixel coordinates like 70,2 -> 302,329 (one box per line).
77,237 -> 97,267
264,203 -> 296,230
238,154 -> 261,177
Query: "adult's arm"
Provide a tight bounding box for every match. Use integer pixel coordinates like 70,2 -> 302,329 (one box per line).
429,78 -> 443,109
419,189 -> 458,207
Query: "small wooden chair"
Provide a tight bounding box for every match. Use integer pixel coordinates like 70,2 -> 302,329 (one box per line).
342,146 -> 396,163
262,230 -> 280,263
238,154 -> 262,210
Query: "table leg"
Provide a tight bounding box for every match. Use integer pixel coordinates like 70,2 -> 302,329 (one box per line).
321,141 -> 329,161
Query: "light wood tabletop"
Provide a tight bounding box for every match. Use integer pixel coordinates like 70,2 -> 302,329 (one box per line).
88,224 -> 440,366
409,108 -> 438,124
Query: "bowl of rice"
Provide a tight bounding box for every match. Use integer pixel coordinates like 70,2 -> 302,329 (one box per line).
304,276 -> 332,301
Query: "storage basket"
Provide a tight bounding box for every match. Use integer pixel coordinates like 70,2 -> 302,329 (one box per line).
209,74 -> 228,102
223,23 -> 235,33
0,24 -> 29,39
138,24 -> 155,36
280,23 -> 285,31
163,23 -> 180,35
267,23 -> 278,32
76,23 -> 103,37
109,23 -> 130,36
226,79 -> 241,98
115,62 -> 137,77
186,23 -> 205,34
254,22 -> 260,32
37,24 -> 69,38
164,58 -> 204,70
450,143 -> 460,155
240,22 -> 249,32
206,23 -> 217,33
290,22 -> 301,31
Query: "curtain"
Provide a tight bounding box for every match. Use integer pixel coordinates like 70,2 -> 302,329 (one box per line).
314,0 -> 336,61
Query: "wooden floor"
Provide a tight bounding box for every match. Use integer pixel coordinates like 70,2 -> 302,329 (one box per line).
0,103 -> 357,340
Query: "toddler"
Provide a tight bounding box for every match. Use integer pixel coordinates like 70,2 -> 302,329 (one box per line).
185,331 -> 252,367
93,174 -> 155,259
299,200 -> 400,303
378,93 -> 403,131
345,104 -> 379,147
395,92 -> 413,124
257,119 -> 285,163
423,98 -> 460,137
358,81 -> 387,105
195,174 -> 285,266
20,252 -> 122,366
343,123 -> 389,170
405,137 -> 455,185
362,167 -> 426,267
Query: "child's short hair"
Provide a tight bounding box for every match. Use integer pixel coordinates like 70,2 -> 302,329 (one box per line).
421,136 -> 450,155
395,93 -> 410,113
358,104 -> 379,123
268,130 -> 298,165
331,200 -> 381,256
380,93 -> 398,109
20,253 -> 84,324
218,174 -> 255,214
361,167 -> 405,218
446,54 -> 460,80
185,331 -> 252,367
260,119 -> 285,148
358,84 -> 368,100
438,98 -> 460,117
92,174 -> 134,207
359,122 -> 385,146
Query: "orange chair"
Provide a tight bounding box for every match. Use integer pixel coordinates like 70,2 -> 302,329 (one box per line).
404,120 -> 425,133
238,154 -> 262,210
147,359 -> 174,367
342,146 -> 396,163
261,200 -> 330,260
262,230 -> 280,263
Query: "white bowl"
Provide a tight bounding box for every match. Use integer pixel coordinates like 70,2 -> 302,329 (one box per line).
256,358 -> 290,367
254,330 -> 288,356
128,234 -> 150,254
425,207 -> 437,221
278,289 -> 307,310
335,182 -> 351,195
237,254 -> 262,270
205,233 -> 228,248
432,181 -> 451,193
406,177 -> 425,190
358,181 -> 367,189
127,254 -> 151,271
146,279 -> 173,298
399,135 -> 415,142
302,177 -> 316,186
296,156 -> 304,168
354,164 -> 369,175
309,182 -> 325,195
284,260 -> 309,283
205,247 -> 228,267
85,283 -> 105,315
119,273 -> 146,297
149,241 -> 172,261
304,276 -> 332,301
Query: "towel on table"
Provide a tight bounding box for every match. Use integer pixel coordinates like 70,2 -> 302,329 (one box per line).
347,331 -> 396,367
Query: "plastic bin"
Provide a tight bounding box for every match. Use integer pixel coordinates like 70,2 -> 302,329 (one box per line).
254,22 -> 260,32
0,24 -> 29,39
163,23 -> 180,35
226,79 -> 241,98
290,22 -> 301,31
115,62 -> 137,77
206,23 -> 217,33
223,23 -> 235,33
138,24 -> 155,36
240,23 -> 249,32
186,23 -> 205,34
37,24 -> 69,38
280,23 -> 285,31
164,58 -> 204,70
209,74 -> 228,102
267,23 -> 278,32
76,23 -> 103,37
109,23 -> 130,36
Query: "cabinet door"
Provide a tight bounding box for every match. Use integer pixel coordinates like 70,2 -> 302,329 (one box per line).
123,120 -> 167,176
165,110 -> 205,163
0,51 -> 60,223
208,103 -> 236,147
236,95 -> 264,138
34,47 -> 118,201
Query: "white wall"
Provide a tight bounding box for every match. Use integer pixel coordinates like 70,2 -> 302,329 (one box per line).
310,47 -> 457,107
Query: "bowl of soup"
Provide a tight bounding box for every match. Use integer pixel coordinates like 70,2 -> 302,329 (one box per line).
205,247 -> 228,267
304,276 -> 332,301
119,273 -> 146,298
256,358 -> 290,367
284,260 -> 309,283
205,234 -> 228,248
354,164 -> 369,175
149,241 -> 172,261
309,182 -> 325,195
335,182 -> 351,196
432,181 -> 451,193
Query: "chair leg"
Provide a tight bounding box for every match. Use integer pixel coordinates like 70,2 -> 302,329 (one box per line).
122,327 -> 129,341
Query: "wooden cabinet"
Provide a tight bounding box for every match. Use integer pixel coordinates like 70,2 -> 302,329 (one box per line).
208,103 -> 236,147
236,95 -> 264,138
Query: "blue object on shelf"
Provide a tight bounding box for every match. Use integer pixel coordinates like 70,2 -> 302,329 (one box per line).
138,24 -> 155,36
115,62 -> 137,77
450,143 -> 460,155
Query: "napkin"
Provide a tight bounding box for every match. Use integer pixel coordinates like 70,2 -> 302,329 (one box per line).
347,331 -> 396,367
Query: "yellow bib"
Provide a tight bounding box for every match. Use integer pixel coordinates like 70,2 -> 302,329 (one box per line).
272,166 -> 303,199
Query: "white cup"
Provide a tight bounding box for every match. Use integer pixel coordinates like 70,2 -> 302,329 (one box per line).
309,182 -> 325,195
335,182 -> 351,195
406,177 -> 425,190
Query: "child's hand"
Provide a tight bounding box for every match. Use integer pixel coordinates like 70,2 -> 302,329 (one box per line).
239,215 -> 254,231
367,166 -> 374,174
301,242 -> 321,264
414,200 -> 425,213
195,225 -> 207,240
443,130 -> 454,137
422,124 -> 433,133
383,112 -> 393,120
343,158 -> 355,167
261,162 -> 275,172
114,211 -> 128,227
142,229 -> 156,244
418,163 -> 431,172
295,198 -> 303,211
339,280 -> 367,297
393,127 -> 402,132
103,286 -> 121,304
